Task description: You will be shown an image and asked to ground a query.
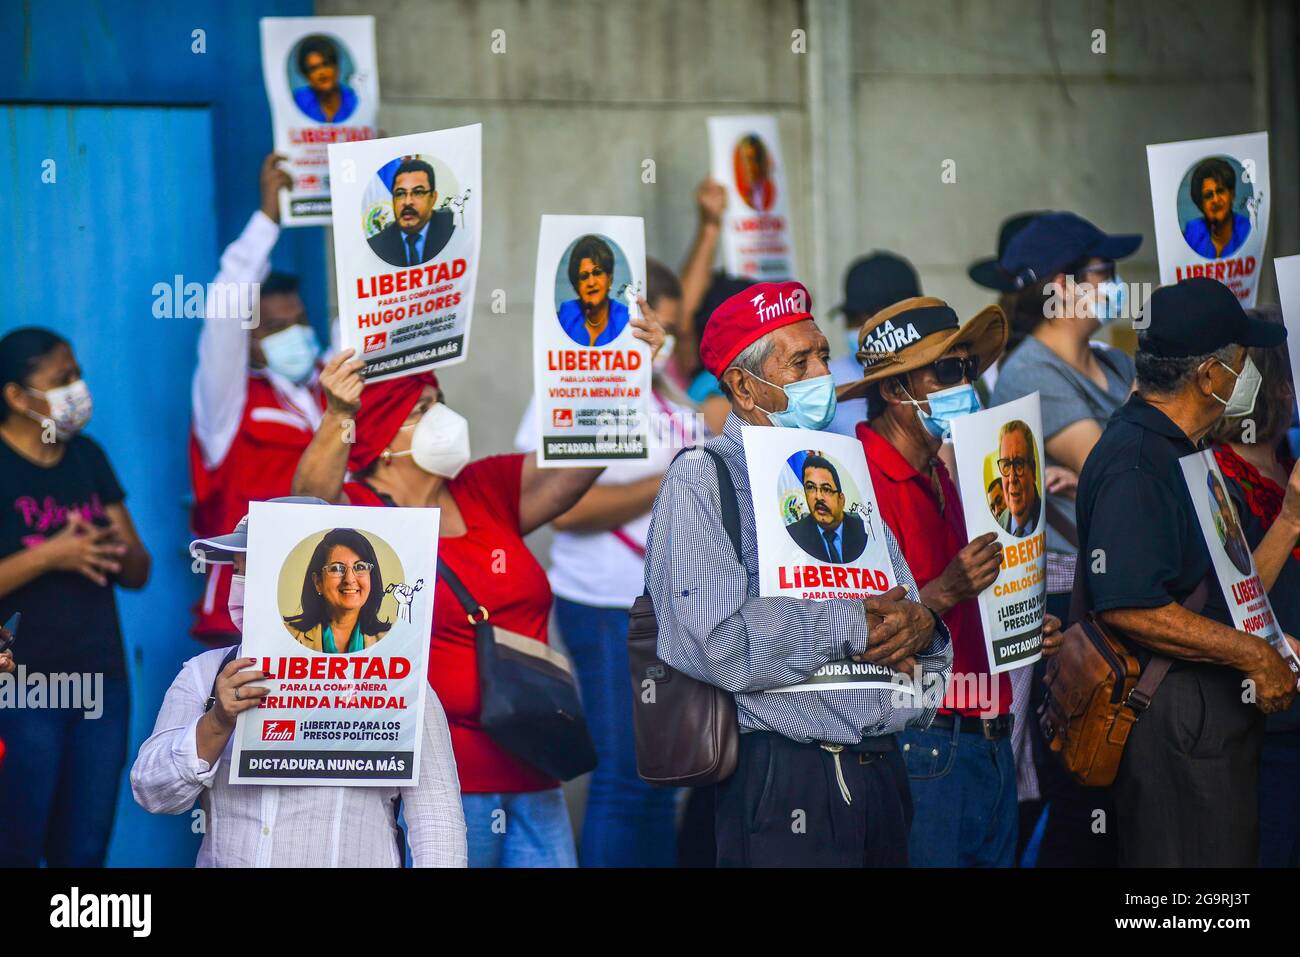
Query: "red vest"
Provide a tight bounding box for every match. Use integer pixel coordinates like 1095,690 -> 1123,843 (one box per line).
189,376 -> 324,641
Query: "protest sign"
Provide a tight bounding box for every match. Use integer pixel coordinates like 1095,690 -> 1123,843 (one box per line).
230,501 -> 439,786
1179,449 -> 1300,678
532,215 -> 651,467
707,115 -> 795,281
1147,132 -> 1269,306
328,125 -> 482,381
741,426 -> 905,693
1276,254 -> 1300,393
260,16 -> 379,226
950,392 -> 1046,673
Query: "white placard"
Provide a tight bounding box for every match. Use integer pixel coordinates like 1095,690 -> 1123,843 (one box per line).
707,115 -> 795,281
260,17 -> 380,226
1179,450 -> 1300,677
230,501 -> 438,786
741,426 -> 905,693
950,393 -> 1047,673
1276,254 -> 1300,395
531,215 -> 651,467
1147,132 -> 1269,306
328,125 -> 482,381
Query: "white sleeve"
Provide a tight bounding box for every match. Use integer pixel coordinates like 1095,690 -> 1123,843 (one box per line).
130,659 -> 224,815
401,688 -> 468,867
192,210 -> 281,469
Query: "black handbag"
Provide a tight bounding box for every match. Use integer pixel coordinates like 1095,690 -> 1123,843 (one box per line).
438,557 -> 597,781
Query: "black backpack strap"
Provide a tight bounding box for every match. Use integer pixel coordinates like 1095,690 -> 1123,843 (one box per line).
205,644 -> 244,713
437,557 -> 486,619
667,445 -> 743,566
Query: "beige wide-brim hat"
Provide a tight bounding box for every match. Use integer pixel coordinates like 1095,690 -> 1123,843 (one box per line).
837,296 -> 1009,402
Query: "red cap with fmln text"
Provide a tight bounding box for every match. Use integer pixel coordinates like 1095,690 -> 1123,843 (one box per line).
699,281 -> 814,378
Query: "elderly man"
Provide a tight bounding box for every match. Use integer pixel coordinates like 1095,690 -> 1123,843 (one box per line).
996,420 -> 1040,538
839,296 -> 1061,867
645,281 -> 952,868
1077,276 -> 1295,866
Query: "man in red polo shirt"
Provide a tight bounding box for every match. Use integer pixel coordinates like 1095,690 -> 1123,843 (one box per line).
838,296 -> 1060,867
189,153 -> 327,644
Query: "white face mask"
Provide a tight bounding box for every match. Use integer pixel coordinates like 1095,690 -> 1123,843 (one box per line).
260,324 -> 319,384
388,402 -> 472,478
1212,355 -> 1262,418
26,379 -> 93,437
227,573 -> 246,633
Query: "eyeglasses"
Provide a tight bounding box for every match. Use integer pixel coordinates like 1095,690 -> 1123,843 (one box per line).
393,187 -> 432,201
577,267 -> 607,282
996,457 -> 1031,477
931,356 -> 979,386
803,482 -> 839,497
321,561 -> 375,578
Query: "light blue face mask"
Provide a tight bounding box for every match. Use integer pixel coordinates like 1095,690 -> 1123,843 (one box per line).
902,382 -> 982,441
748,371 -> 838,431
845,328 -> 862,359
1092,273 -> 1128,323
261,323 -> 320,383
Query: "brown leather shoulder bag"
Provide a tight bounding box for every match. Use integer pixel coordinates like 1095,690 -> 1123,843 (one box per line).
1038,567 -> 1208,787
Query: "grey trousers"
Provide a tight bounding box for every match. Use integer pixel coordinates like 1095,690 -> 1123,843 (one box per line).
1112,663 -> 1263,867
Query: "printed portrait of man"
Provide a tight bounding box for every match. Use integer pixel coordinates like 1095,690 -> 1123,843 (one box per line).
986,476 -> 1005,517
292,34 -> 359,124
367,158 -> 456,269
556,234 -> 630,347
785,455 -> 867,564
994,420 -> 1040,538
1209,473 -> 1253,577
733,133 -> 775,212
1182,156 -> 1251,260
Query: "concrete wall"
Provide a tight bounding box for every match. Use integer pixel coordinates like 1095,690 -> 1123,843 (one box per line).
318,0 -> 811,457
840,0 -> 1287,347
319,0 -> 1295,456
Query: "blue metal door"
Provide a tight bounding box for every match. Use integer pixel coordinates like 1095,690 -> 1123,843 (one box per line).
0,103 -> 216,866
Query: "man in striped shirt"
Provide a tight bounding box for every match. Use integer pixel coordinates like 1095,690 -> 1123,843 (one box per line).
646,281 -> 951,867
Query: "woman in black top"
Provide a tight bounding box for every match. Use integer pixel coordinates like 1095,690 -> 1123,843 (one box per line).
0,328 -> 151,866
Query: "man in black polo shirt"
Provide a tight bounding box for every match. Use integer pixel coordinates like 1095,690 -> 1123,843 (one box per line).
1076,277 -> 1296,867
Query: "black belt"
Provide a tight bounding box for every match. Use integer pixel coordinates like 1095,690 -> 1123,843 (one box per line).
928,713 -> 1013,739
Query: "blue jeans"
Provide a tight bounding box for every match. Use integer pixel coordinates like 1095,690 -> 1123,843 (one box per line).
0,675 -> 130,867
1258,731 -> 1300,867
899,717 -> 1018,867
554,596 -> 677,867
462,789 -> 578,867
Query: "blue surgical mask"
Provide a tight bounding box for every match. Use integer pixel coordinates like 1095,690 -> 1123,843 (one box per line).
261,324 -> 319,383
1092,273 -> 1128,323
902,382 -> 982,441
845,328 -> 862,359
748,372 -> 838,431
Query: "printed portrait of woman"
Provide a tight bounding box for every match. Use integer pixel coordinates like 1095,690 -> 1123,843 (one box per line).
291,33 -> 359,124
282,527 -> 393,653
733,133 -> 775,212
555,233 -> 631,347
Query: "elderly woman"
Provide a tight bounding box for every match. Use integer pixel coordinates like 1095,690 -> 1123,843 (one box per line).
130,499 -> 467,867
557,234 -> 630,347
292,302 -> 665,867
1182,157 -> 1251,260
284,527 -> 391,652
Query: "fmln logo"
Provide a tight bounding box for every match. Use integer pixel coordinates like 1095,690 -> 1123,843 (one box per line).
262,719 -> 296,741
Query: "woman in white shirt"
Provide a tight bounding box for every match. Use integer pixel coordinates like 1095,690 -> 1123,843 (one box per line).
130,498 -> 466,867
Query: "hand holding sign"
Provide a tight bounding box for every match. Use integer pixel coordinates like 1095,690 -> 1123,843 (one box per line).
932,531 -> 1002,610
259,152 -> 292,224
1245,640 -> 1297,715
628,296 -> 666,360
320,348 -> 365,416
857,586 -> 937,671
209,657 -> 272,730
